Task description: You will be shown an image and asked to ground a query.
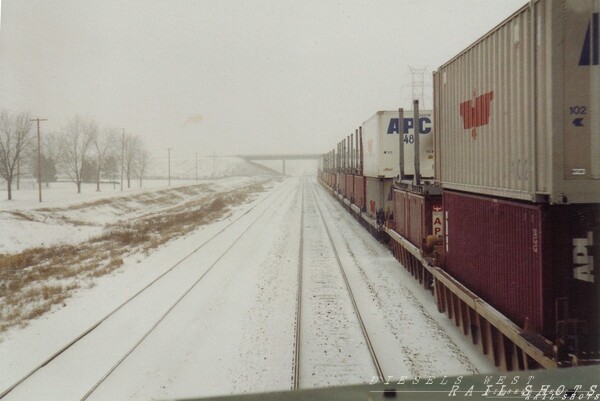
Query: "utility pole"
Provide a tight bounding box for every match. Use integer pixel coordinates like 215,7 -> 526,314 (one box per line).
195,152 -> 198,182
120,129 -> 125,191
167,148 -> 172,186
212,150 -> 216,177
30,118 -> 47,202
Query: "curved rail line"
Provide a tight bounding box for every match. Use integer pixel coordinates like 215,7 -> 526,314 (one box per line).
0,178 -> 294,401
307,180 -> 385,383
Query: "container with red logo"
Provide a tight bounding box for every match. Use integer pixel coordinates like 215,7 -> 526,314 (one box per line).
442,189 -> 599,340
362,110 -> 434,179
365,177 -> 394,219
434,0 -> 599,204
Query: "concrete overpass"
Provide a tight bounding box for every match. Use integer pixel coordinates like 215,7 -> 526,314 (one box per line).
238,153 -> 322,175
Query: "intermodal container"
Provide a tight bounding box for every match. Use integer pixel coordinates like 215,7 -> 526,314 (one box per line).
443,190 -> 599,338
354,175 -> 366,210
434,0 -> 600,204
365,177 -> 394,219
339,173 -> 347,197
345,174 -> 354,201
362,110 -> 434,179
393,188 -> 443,249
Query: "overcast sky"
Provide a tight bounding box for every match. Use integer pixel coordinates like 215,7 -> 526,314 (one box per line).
0,0 -> 527,162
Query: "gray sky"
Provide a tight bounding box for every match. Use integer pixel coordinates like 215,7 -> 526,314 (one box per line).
0,0 -> 526,161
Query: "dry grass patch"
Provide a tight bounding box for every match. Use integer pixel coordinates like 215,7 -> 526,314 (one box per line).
0,180 -> 270,334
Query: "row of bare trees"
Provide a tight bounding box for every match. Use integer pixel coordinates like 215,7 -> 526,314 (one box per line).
0,110 -> 149,200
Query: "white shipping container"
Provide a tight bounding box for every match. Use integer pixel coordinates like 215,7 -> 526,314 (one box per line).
434,0 -> 599,204
362,110 -> 434,179
365,177 -> 394,218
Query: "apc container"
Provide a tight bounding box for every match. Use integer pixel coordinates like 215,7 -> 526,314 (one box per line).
393,188 -> 443,249
353,175 -> 366,210
443,190 -> 599,339
365,177 -> 394,218
434,0 -> 600,204
362,110 -> 434,179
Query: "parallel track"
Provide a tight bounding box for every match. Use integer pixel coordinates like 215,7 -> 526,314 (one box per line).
290,179 -> 384,390
0,179 -> 293,401
290,180 -> 304,391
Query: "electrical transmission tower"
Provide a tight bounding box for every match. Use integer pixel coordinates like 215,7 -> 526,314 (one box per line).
409,66 -> 428,109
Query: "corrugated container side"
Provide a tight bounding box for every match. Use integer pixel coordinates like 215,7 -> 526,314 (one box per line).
435,0 -> 600,204
443,190 -> 599,338
362,110 -> 434,179
366,177 -> 394,218
346,175 -> 354,201
354,175 -> 366,209
339,173 -> 346,196
406,192 -> 442,250
544,203 -> 600,340
393,189 -> 408,237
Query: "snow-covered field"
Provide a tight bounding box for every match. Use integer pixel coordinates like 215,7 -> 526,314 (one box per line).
0,174 -> 495,401
0,156 -> 280,254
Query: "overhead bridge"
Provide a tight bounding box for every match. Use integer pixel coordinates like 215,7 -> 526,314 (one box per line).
238,153 -> 322,175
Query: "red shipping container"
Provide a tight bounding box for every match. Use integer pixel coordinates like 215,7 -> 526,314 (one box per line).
393,189 -> 408,238
354,175 -> 366,210
345,174 -> 354,200
393,188 -> 442,249
443,190 -> 599,339
339,173 -> 347,197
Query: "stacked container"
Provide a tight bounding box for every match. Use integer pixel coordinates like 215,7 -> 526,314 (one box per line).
362,110 -> 434,218
434,0 -> 599,340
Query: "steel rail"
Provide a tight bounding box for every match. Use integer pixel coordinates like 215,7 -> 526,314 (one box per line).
0,178 -> 294,400
308,180 -> 385,383
290,179 -> 305,390
79,180 -> 297,400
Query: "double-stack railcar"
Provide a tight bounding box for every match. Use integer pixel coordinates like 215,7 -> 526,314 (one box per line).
318,0 -> 599,370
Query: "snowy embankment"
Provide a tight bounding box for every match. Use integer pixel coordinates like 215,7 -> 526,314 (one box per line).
1,176 -> 494,401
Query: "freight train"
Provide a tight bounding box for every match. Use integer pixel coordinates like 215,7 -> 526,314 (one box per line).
318,0 -> 599,371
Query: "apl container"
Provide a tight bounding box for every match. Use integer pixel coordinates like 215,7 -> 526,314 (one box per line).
362,110 -> 434,179
443,190 -> 599,339
434,0 -> 600,204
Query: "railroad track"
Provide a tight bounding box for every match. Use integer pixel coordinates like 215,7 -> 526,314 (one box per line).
0,179 -> 295,401
290,178 -> 384,390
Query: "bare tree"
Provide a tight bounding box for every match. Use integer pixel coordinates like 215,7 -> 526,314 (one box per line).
59,116 -> 97,193
93,128 -> 117,191
0,110 -> 33,200
134,145 -> 148,187
123,134 -> 141,189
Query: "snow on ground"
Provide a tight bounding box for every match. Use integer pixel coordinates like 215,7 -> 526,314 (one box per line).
0,169 -> 276,254
1,176 -> 494,401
